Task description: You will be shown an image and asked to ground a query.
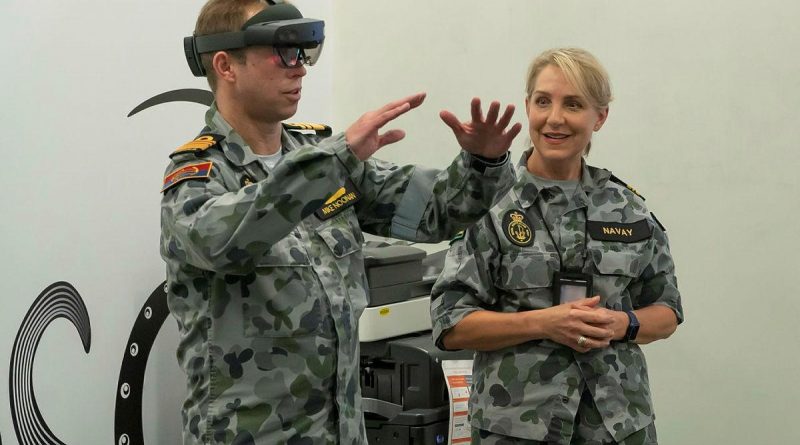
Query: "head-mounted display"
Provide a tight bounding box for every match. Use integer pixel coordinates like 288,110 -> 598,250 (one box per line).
183,3 -> 325,77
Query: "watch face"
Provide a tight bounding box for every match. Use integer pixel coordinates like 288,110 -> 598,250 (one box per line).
626,311 -> 640,341
629,323 -> 640,341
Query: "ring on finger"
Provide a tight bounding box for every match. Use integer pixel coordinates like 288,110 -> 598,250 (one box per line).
577,336 -> 589,348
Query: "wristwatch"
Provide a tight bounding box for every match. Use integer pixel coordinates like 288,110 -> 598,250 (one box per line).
624,310 -> 640,341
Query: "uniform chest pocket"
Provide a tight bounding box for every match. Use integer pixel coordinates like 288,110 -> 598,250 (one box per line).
495,251 -> 558,290
243,233 -> 321,338
313,210 -> 369,316
588,239 -> 652,278
256,232 -> 310,267
242,266 -> 326,337
586,218 -> 653,277
315,210 -> 364,258
587,239 -> 654,308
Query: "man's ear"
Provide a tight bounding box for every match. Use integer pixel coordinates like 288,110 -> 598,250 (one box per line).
212,51 -> 237,84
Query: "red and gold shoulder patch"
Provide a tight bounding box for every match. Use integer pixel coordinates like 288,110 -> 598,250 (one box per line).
161,161 -> 213,193
170,134 -> 224,158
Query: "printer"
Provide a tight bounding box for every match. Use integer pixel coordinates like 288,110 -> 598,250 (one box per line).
359,244 -> 472,445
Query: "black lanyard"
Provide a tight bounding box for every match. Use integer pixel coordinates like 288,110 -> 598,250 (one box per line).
531,200 -> 589,273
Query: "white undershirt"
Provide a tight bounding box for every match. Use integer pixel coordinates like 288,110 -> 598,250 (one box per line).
257,148 -> 283,171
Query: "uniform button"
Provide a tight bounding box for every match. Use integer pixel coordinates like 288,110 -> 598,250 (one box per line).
562,396 -> 570,403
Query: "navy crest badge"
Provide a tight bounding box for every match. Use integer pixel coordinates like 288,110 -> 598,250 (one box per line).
502,210 -> 534,247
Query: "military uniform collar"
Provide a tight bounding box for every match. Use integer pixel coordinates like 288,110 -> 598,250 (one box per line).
205,103 -> 298,167
280,129 -> 305,153
513,149 -> 613,210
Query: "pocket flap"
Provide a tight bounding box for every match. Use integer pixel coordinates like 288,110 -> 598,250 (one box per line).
496,251 -> 557,289
590,250 -> 641,277
316,224 -> 362,258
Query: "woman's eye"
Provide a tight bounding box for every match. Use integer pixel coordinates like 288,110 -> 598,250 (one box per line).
535,97 -> 549,106
566,101 -> 583,110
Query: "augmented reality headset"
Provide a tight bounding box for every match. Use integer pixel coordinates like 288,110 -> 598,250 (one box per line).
183,3 -> 325,77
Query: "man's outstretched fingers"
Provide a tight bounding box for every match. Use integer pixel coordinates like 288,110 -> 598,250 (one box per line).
377,102 -> 412,128
378,129 -> 406,148
407,92 -> 427,110
379,92 -> 426,115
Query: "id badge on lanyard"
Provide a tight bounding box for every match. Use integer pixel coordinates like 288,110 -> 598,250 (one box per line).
533,202 -> 592,306
553,270 -> 593,304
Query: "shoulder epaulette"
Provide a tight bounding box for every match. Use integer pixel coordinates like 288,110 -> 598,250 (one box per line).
609,173 -> 645,201
283,122 -> 332,137
170,133 -> 225,158
650,212 -> 666,232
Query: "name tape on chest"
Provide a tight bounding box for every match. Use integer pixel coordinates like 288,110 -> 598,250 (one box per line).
170,134 -> 225,158
586,219 -> 651,243
502,210 -> 534,247
162,161 -> 213,193
315,182 -> 362,220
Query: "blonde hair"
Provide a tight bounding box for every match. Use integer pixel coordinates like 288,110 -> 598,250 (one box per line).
525,47 -> 613,109
525,47 -> 613,154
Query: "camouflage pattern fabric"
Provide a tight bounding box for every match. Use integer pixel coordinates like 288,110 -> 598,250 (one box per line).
474,406 -> 657,445
571,388 -> 657,445
160,103 -> 514,445
431,150 -> 682,444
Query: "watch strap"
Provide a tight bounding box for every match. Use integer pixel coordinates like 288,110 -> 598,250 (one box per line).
624,310 -> 640,341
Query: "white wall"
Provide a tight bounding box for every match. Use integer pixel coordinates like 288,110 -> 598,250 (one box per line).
332,1 -> 800,444
1,0 -> 798,444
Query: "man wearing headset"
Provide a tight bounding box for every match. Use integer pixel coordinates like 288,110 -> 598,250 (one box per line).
160,1 -> 522,443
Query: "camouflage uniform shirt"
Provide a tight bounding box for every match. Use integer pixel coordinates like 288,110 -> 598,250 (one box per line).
160,104 -> 514,445
431,153 -> 683,443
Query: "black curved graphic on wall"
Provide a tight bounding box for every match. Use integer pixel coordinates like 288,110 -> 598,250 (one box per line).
9,281 -> 91,445
114,282 -> 170,445
128,89 -> 214,117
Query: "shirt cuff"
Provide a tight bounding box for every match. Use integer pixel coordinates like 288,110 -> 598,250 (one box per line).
329,133 -> 363,177
467,151 -> 510,174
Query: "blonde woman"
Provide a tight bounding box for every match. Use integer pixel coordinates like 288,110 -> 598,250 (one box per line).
431,48 -> 682,445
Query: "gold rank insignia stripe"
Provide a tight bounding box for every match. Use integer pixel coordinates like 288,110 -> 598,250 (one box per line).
315,180 -> 362,220
170,133 -> 225,158
502,210 -> 534,247
609,174 -> 645,201
283,122 -> 333,137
